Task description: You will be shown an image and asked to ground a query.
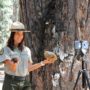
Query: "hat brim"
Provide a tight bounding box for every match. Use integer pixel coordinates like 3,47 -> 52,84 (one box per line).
11,29 -> 31,32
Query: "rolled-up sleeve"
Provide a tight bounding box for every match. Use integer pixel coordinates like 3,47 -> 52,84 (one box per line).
0,47 -> 11,62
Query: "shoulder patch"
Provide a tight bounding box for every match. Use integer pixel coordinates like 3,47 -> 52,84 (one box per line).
0,48 -> 4,55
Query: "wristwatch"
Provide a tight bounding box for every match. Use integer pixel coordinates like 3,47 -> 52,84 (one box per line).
40,61 -> 45,66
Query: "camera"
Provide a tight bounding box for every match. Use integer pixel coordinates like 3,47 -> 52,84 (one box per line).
11,53 -> 19,63
11,58 -> 18,63
74,40 -> 89,55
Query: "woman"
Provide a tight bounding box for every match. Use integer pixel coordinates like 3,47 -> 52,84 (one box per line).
2,21 -> 57,90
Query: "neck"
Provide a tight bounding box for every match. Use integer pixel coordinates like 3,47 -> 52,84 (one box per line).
14,42 -> 18,48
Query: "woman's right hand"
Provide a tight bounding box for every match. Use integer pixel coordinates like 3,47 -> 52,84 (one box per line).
4,59 -> 18,72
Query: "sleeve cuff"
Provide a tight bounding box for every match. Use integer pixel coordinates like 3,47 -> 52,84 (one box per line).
0,54 -> 11,62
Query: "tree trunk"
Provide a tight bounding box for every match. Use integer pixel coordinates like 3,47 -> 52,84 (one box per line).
19,0 -> 90,90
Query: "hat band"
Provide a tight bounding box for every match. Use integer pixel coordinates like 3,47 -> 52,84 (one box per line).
11,29 -> 31,32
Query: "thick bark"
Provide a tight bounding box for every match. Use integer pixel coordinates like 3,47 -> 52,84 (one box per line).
19,0 -> 90,90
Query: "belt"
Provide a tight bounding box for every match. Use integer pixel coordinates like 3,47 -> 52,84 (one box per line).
5,73 -> 26,81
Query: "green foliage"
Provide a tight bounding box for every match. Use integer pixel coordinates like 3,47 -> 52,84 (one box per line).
0,1 -> 3,8
0,0 -> 13,49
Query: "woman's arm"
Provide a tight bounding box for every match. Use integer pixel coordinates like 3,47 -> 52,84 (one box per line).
28,62 -> 44,72
28,58 -> 55,72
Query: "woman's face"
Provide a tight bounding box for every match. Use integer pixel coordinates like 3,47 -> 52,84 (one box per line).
14,32 -> 24,46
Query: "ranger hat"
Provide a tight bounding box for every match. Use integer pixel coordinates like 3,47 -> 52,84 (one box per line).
10,21 -> 30,32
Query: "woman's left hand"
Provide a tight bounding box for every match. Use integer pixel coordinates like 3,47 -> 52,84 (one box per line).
43,51 -> 57,65
43,57 -> 57,65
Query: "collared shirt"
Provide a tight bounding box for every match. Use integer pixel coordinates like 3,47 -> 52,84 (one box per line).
3,46 -> 32,76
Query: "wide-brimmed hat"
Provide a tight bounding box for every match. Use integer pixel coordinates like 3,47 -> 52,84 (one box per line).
10,21 -> 30,32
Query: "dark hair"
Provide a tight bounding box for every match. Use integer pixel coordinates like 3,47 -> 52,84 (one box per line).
7,32 -> 25,51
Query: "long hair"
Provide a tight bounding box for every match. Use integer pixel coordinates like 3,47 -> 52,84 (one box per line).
7,32 -> 25,51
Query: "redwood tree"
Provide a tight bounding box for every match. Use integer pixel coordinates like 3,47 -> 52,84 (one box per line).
19,0 -> 90,90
